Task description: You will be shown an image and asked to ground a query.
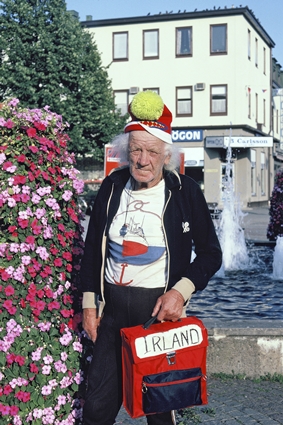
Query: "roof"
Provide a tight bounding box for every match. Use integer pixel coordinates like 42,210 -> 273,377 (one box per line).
81,7 -> 275,48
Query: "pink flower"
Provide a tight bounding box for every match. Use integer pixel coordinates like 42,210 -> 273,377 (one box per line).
5,119 -> 15,129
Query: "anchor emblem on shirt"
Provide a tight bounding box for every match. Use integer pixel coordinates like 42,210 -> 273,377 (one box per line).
113,263 -> 133,286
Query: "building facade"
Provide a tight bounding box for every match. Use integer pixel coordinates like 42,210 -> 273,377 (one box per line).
81,7 -> 282,209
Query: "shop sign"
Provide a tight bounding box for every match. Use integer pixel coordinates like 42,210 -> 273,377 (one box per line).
172,129 -> 203,142
205,137 -> 224,147
224,137 -> 273,147
206,136 -> 273,148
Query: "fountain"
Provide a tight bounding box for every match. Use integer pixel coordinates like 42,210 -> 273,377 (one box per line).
188,132 -> 283,321
215,134 -> 249,272
272,236 -> 283,280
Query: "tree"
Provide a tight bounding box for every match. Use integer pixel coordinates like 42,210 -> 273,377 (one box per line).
267,168 -> 283,240
0,0 -> 127,158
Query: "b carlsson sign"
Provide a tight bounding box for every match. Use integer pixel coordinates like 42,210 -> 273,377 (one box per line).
206,136 -> 273,148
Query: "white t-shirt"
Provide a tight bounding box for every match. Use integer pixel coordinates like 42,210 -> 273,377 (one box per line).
105,178 -> 167,288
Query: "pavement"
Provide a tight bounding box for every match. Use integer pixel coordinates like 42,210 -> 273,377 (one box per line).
82,206 -> 283,424
115,376 -> 283,424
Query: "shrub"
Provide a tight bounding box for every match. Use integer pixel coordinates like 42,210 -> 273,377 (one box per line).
267,168 -> 283,240
0,99 -> 84,424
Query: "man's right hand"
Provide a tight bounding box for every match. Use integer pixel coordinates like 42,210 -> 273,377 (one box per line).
82,308 -> 101,342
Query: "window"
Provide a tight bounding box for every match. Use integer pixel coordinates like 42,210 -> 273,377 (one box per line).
113,32 -> 128,61
176,27 -> 192,56
176,87 -> 192,116
248,29 -> 251,60
261,152 -> 266,195
263,99 -> 266,126
263,47 -> 266,74
255,38 -> 258,67
114,90 -> 128,116
255,93 -> 258,122
250,149 -> 256,196
210,24 -> 227,54
210,85 -> 227,115
143,88 -> 159,94
248,88 -> 251,119
143,29 -> 159,59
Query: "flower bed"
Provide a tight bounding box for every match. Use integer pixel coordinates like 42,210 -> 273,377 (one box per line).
0,99 -> 85,424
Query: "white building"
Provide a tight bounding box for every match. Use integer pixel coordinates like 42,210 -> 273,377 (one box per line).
81,6 -> 282,209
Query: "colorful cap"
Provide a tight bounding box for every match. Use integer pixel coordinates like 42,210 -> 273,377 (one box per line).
124,91 -> 172,144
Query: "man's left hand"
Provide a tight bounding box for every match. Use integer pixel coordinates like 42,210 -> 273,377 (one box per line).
151,289 -> 185,322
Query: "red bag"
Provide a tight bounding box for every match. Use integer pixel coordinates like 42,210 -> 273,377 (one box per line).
120,316 -> 208,418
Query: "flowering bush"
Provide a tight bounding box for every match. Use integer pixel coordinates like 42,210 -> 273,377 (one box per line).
267,168 -> 283,241
0,99 -> 85,424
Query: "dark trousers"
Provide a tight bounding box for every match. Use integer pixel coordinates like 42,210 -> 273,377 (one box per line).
83,283 -> 175,425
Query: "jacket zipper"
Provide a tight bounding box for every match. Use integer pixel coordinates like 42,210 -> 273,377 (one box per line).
162,189 -> 172,293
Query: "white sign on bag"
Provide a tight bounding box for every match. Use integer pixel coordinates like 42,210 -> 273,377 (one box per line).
134,324 -> 203,359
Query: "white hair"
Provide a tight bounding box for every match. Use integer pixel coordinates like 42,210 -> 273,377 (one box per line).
109,132 -> 180,172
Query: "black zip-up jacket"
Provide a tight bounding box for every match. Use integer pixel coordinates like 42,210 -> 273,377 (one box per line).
80,167 -> 222,304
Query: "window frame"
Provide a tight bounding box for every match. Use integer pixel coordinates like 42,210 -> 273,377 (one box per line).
143,29 -> 159,60
176,86 -> 193,117
113,90 -> 129,116
210,24 -> 227,55
176,26 -> 193,57
210,84 -> 228,116
112,31 -> 129,61
143,88 -> 160,94
248,29 -> 251,60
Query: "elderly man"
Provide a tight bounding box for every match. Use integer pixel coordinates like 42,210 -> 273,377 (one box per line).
80,91 -> 222,425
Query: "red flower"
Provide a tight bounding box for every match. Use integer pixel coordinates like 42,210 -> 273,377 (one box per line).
28,145 -> 39,153
4,286 -> 14,296
30,363 -> 39,373
13,175 -> 26,185
66,264 -> 72,272
50,247 -> 59,255
17,154 -> 26,163
2,161 -> 14,171
48,301 -> 60,311
54,258 -> 63,267
10,405 -> 19,416
62,252 -> 72,261
60,309 -> 73,318
6,353 -> 16,365
15,355 -> 25,366
8,225 -> 17,233
3,385 -> 13,395
1,271 -> 10,281
18,218 -> 29,229
26,128 -> 37,137
25,235 -> 35,244
21,193 -> 30,203
34,122 -> 46,131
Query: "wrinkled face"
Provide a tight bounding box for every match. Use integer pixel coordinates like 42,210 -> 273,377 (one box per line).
128,131 -> 170,190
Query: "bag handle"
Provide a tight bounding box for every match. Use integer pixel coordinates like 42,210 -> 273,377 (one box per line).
143,315 -> 158,329
143,315 -> 182,329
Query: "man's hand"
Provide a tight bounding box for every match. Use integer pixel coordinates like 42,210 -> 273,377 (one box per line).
151,289 -> 185,322
82,308 -> 101,342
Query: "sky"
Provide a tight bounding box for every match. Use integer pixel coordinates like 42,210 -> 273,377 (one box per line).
65,0 -> 283,66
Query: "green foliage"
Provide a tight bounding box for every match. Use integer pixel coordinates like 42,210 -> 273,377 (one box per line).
0,0 -> 127,157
